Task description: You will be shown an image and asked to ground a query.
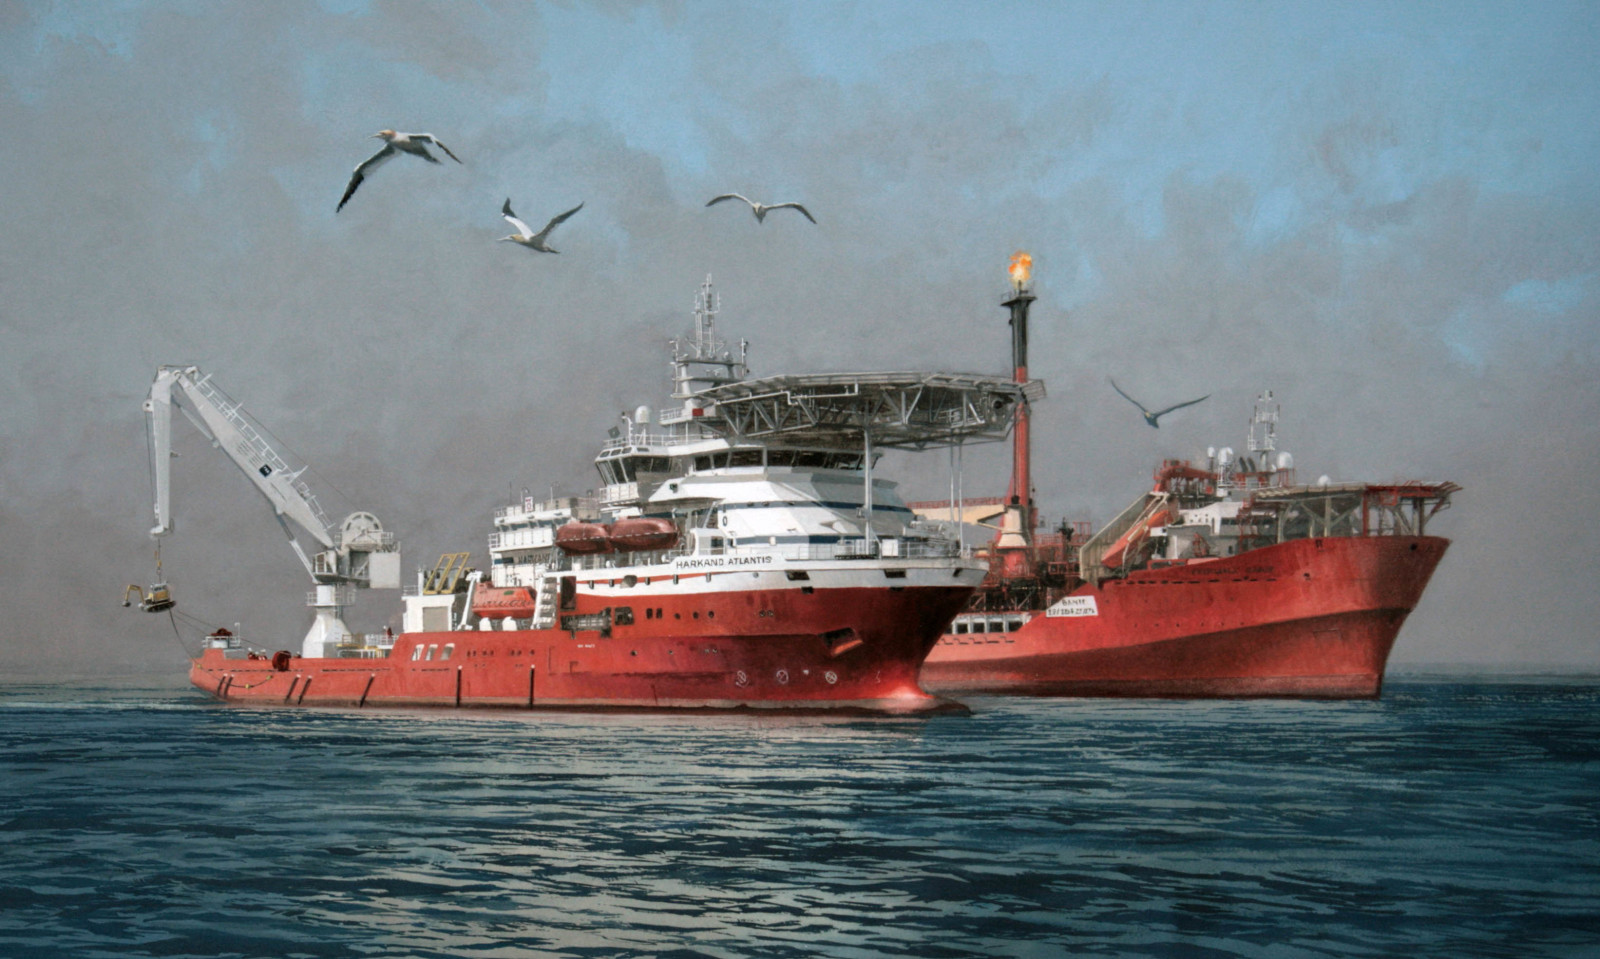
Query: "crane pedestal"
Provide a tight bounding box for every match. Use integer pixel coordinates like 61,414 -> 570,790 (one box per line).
303,584 -> 357,658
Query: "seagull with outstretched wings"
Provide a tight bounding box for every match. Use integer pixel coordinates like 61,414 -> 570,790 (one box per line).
1110,378 -> 1210,428
706,193 -> 816,224
337,129 -> 462,212
499,199 -> 583,253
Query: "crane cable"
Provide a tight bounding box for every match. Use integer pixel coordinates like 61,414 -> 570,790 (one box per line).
165,608 -> 193,660
150,541 -> 194,659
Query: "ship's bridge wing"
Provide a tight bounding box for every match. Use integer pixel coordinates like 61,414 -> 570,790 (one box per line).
694,371 -> 1044,451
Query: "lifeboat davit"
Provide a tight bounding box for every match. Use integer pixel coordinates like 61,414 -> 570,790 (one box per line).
555,521 -> 613,554
1100,505 -> 1174,570
609,517 -> 679,552
472,586 -> 539,619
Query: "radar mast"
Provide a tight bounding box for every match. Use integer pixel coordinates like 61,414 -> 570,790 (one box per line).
670,276 -> 748,400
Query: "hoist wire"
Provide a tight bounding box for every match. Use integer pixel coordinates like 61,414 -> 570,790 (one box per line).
166,609 -> 194,659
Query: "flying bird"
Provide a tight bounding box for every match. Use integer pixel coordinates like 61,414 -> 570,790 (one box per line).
336,129 -> 462,212
1110,378 -> 1210,429
706,193 -> 816,224
499,199 -> 583,253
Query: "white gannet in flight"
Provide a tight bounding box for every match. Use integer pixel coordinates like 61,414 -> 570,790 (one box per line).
337,130 -> 463,212
499,199 -> 583,253
1110,378 -> 1210,429
706,193 -> 816,224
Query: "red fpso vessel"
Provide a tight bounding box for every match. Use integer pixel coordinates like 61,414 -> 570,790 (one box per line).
167,277 -> 1036,711
916,262 -> 1458,699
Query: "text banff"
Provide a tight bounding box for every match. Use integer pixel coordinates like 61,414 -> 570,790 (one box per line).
1046,596 -> 1099,618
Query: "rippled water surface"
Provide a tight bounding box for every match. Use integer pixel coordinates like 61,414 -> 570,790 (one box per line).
2,676 -> 1597,958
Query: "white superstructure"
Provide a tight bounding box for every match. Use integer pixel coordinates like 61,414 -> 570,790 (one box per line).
413,276 -> 1042,636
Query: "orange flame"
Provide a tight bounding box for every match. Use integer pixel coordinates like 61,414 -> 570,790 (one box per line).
1009,251 -> 1032,288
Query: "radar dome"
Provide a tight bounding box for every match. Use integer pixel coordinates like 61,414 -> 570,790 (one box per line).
635,405 -> 652,425
1276,451 -> 1294,470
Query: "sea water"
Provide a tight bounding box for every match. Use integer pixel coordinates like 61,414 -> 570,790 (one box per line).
1,675 -> 1596,958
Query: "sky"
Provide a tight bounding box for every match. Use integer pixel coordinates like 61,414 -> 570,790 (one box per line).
1,0 -> 1596,675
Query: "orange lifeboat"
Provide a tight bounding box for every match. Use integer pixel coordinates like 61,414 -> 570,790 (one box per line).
472,586 -> 539,619
1100,505 -> 1174,570
555,521 -> 613,554
609,517 -> 679,552
1155,459 -> 1215,494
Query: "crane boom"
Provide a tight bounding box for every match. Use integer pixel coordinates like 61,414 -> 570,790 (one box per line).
143,364 -> 401,658
143,365 -> 400,650
146,366 -> 336,559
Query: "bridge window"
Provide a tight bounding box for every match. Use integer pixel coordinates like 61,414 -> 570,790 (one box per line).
442,644 -> 455,660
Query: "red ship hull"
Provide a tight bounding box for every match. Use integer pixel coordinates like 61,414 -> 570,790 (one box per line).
192,583 -> 972,712
920,535 -> 1449,699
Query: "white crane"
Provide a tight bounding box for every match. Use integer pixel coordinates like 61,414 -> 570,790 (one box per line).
144,365 -> 401,658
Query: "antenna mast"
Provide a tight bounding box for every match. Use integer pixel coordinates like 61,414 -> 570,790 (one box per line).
671,275 -> 748,400
1247,390 -> 1279,457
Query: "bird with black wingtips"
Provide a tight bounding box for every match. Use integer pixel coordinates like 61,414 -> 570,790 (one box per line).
499,199 -> 583,253
336,129 -> 463,212
1110,378 -> 1210,428
706,193 -> 816,224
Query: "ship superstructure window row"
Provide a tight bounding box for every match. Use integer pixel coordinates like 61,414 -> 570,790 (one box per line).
691,450 -> 865,472
953,618 -> 1028,635
718,499 -> 914,515
597,455 -> 674,485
